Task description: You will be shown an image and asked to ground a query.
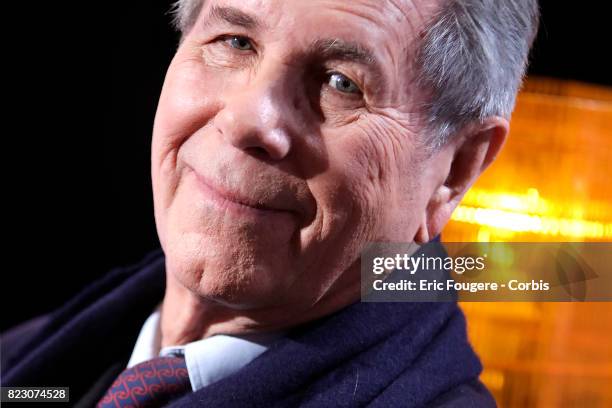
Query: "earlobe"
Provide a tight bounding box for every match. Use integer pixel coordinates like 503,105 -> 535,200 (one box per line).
418,185 -> 456,244
414,220 -> 430,244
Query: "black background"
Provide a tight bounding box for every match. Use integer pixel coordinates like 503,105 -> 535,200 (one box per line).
2,0 -> 610,331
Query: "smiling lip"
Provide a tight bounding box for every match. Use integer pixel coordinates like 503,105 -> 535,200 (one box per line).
188,166 -> 293,217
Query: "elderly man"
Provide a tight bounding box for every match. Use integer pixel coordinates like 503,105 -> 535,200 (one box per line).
1,0 -> 538,406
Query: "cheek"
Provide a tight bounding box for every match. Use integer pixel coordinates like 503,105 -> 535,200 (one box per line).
306,132 -> 395,244
363,130 -> 427,241
317,124 -> 422,243
152,53 -> 226,241
154,59 -> 223,151
334,126 -> 404,207
339,140 -> 392,224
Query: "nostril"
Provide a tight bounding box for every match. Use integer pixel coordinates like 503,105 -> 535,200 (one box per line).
245,146 -> 270,160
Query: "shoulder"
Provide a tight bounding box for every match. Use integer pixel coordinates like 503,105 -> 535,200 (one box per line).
1,249 -> 165,376
1,314 -> 51,371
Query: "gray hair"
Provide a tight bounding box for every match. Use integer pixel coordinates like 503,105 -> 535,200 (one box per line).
170,0 -> 539,147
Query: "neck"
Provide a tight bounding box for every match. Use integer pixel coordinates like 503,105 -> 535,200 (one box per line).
159,264 -> 361,348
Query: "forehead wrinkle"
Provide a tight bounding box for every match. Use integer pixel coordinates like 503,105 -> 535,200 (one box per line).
315,0 -> 432,69
204,4 -> 266,30
386,0 -> 431,36
305,1 -> 418,90
370,0 -> 438,103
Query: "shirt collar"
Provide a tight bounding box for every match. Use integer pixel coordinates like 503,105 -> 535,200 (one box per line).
127,306 -> 281,391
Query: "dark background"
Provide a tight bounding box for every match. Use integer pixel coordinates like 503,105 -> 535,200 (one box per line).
2,0 -> 610,331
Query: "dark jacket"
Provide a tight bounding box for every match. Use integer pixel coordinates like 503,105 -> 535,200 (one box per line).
1,249 -> 495,407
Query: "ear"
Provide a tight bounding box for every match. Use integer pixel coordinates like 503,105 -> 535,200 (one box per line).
414,117 -> 509,244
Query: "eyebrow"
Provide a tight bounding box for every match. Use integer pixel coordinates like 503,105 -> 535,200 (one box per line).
309,38 -> 385,84
205,8 -> 377,72
202,8 -> 385,92
311,38 -> 375,64
206,5 -> 263,30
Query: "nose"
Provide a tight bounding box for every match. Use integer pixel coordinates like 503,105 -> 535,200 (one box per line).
215,77 -> 295,161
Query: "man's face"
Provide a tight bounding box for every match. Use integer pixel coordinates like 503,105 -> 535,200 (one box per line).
152,0 -> 438,310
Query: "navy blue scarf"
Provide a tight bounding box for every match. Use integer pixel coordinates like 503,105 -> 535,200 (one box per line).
2,250 -> 493,407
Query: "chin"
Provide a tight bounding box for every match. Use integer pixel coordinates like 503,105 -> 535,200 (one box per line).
162,225 -> 298,309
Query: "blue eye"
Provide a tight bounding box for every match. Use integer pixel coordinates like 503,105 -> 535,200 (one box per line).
226,36 -> 253,51
328,73 -> 360,94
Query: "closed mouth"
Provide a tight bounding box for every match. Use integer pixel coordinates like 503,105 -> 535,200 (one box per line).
187,166 -> 294,217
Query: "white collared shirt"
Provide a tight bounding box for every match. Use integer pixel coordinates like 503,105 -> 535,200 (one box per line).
127,308 -> 278,391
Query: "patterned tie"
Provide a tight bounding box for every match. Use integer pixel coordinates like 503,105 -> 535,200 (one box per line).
97,356 -> 191,408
